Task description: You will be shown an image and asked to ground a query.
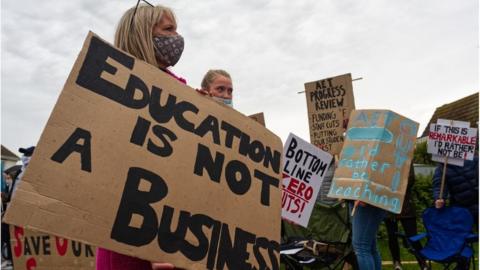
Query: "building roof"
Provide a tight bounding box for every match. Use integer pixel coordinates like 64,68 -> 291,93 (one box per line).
1,145 -> 20,162
420,92 -> 479,137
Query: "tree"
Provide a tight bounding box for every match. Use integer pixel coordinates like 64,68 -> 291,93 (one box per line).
413,141 -> 434,165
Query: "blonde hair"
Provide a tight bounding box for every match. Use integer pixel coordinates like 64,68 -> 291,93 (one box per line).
115,4 -> 176,67
201,69 -> 232,89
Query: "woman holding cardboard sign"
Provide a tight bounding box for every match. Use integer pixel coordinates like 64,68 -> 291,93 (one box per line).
114,0 -> 186,83
96,1 -> 184,270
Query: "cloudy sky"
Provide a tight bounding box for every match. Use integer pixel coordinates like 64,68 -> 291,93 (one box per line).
1,0 -> 478,156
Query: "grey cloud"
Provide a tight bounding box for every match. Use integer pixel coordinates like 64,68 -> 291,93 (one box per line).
1,0 -> 477,152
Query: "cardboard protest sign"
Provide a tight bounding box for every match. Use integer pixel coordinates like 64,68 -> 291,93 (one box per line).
248,112 -> 265,126
282,133 -> 332,227
327,110 -> 418,213
428,119 -> 477,166
304,73 -> 355,155
4,32 -> 283,270
10,226 -> 95,270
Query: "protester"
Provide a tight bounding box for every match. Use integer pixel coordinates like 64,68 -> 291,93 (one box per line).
2,148 -> 33,268
432,155 -> 479,225
1,166 -> 21,268
1,170 -> 12,267
1,166 -> 21,205
332,118 -> 385,270
349,200 -> 386,270
384,164 -> 426,270
96,2 -> 185,270
114,2 -> 185,83
3,144 -> 34,258
11,146 -> 35,195
200,69 -> 233,107
432,144 -> 478,270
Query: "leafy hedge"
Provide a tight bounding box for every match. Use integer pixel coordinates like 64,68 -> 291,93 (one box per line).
378,172 -> 435,239
411,173 -> 435,231
413,141 -> 434,165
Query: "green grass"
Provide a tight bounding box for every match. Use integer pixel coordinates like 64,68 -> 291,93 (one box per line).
377,230 -> 478,270
378,236 -> 429,270
377,228 -> 423,269
280,232 -> 478,270
280,172 -> 479,269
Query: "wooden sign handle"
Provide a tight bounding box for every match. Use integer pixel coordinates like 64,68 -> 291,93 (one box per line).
351,200 -> 360,216
439,155 -> 448,200
439,120 -> 454,200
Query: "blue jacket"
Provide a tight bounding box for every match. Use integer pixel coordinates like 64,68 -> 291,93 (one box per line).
432,156 -> 478,215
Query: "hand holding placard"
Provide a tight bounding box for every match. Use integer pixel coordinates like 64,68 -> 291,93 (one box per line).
427,119 -> 478,200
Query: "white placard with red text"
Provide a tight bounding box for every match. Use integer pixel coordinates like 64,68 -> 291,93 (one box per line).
428,119 -> 477,166
281,133 -> 333,227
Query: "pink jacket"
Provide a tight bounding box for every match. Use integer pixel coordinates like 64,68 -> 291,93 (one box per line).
96,68 -> 186,270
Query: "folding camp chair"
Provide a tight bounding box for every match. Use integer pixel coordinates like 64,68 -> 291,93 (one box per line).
405,206 -> 478,270
281,201 -> 357,270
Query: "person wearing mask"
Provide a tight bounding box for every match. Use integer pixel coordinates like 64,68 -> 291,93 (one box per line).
200,69 -> 233,107
96,2 -> 185,270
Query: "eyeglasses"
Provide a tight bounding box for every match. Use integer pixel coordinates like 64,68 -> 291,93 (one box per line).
129,0 -> 154,30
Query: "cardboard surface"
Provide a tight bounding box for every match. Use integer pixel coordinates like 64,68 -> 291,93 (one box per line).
327,110 -> 418,214
427,119 -> 477,164
248,112 -> 265,127
9,226 -> 95,270
281,133 -> 332,227
304,73 -> 355,155
4,32 -> 283,270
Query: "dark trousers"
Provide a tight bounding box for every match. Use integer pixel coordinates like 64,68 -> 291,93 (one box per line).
1,222 -> 12,260
385,217 -> 423,264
